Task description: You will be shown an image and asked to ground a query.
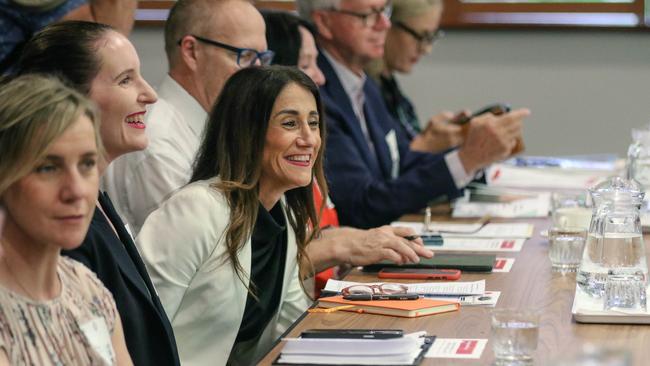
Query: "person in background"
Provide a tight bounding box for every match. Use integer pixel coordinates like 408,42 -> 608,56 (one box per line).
298,0 -> 530,229
263,10 -> 433,294
367,0 -> 467,154
0,75 -> 132,365
15,21 -> 180,366
0,0 -> 136,73
100,0 -> 428,282
102,0 -> 274,236
137,66 -> 322,365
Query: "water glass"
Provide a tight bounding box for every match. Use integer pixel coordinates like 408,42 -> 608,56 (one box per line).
548,227 -> 587,273
603,270 -> 647,312
551,191 -> 591,230
491,309 -> 539,364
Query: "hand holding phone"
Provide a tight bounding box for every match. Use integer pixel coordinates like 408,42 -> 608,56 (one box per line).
454,103 -> 525,156
452,103 -> 511,126
378,268 -> 461,280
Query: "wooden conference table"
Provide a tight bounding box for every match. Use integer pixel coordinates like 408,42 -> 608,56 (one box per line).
258,215 -> 650,365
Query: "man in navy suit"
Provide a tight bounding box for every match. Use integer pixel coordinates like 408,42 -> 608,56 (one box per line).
297,0 -> 530,229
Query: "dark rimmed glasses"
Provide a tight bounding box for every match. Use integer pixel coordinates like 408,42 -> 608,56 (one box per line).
179,35 -> 275,67
394,21 -> 445,51
327,0 -> 393,28
341,283 -> 408,296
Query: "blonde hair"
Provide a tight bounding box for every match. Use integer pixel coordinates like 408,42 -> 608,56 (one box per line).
367,0 -> 443,79
391,0 -> 443,23
0,75 -> 101,197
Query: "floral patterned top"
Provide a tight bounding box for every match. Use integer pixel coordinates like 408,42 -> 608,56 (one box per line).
0,256 -> 118,365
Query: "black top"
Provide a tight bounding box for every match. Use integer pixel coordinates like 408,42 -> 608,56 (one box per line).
377,73 -> 421,140
62,192 -> 180,366
235,202 -> 288,343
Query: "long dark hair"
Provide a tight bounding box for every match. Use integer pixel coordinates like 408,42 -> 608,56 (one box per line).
14,21 -> 112,94
191,65 -> 327,291
262,10 -> 317,67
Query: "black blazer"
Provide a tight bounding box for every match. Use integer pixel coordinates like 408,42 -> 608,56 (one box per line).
63,192 -> 180,366
318,53 -> 463,229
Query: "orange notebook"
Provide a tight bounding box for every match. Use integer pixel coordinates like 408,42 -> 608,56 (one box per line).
317,296 -> 459,318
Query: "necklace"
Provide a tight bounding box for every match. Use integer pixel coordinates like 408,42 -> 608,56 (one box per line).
3,255 -> 40,300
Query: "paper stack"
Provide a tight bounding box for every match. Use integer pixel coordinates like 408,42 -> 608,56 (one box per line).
324,279 -> 500,307
275,332 -> 433,365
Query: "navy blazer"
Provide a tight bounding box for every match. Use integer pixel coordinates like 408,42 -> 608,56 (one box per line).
63,192 -> 180,366
318,54 -> 463,229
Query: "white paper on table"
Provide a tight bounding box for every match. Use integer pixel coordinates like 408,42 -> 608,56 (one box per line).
429,238 -> 525,252
426,338 -> 488,359
486,163 -> 610,190
424,291 -> 500,307
452,192 -> 551,218
324,279 -> 485,296
492,257 -> 515,272
392,221 -> 534,239
278,332 -> 428,365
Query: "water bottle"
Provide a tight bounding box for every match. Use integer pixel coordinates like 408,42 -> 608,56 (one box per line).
576,177 -> 647,298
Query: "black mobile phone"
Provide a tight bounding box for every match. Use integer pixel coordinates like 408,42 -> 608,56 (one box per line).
453,103 -> 511,125
362,253 -> 496,273
300,329 -> 403,339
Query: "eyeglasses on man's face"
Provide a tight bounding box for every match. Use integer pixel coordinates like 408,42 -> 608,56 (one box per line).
327,0 -> 393,28
394,21 -> 444,50
179,35 -> 275,67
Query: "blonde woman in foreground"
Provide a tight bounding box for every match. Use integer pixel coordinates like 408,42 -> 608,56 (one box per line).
0,75 -> 132,365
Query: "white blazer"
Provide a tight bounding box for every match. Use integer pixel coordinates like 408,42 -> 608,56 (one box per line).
136,178 -> 310,366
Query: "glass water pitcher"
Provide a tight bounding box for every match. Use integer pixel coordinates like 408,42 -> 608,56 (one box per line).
576,177 -> 647,298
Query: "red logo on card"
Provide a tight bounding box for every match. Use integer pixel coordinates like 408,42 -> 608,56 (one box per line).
494,259 -> 506,269
456,340 -> 478,354
500,240 -> 515,249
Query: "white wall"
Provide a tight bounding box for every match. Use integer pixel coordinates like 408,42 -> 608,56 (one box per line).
130,26 -> 650,157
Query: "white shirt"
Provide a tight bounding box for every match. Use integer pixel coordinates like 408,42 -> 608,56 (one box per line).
136,178 -> 309,366
321,50 -> 474,189
102,75 -> 208,235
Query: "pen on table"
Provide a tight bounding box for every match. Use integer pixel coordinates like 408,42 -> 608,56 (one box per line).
343,294 -> 420,301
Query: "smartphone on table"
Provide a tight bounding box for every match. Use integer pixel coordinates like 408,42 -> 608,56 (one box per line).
301,329 -> 404,339
378,268 -> 461,280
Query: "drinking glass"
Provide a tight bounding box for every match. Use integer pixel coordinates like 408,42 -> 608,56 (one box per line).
548,227 -> 587,274
491,309 -> 539,364
551,191 -> 591,230
603,269 -> 647,312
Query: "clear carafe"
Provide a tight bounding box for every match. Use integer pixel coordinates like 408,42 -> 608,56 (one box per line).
576,177 -> 647,298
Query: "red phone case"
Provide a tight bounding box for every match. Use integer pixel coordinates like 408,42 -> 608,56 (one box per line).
377,269 -> 461,280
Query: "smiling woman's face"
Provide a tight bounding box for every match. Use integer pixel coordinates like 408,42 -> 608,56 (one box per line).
259,82 -> 321,209
88,30 -> 158,163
